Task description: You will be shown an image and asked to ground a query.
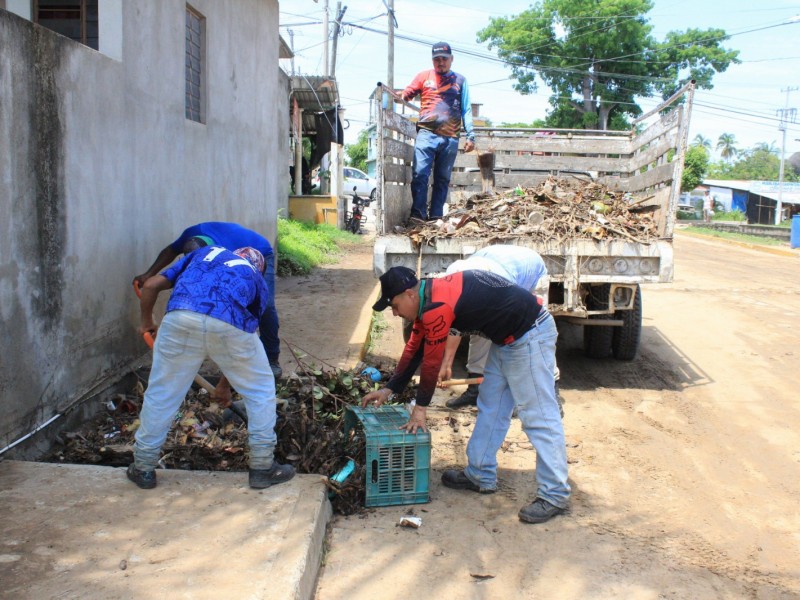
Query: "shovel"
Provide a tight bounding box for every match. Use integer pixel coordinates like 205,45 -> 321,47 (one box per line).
439,377 -> 484,388
133,282 -> 249,424
477,148 -> 495,195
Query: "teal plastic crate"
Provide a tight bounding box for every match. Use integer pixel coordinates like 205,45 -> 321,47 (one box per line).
345,405 -> 431,507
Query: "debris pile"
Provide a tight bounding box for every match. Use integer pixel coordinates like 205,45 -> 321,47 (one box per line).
399,177 -> 659,245
45,348 -> 416,516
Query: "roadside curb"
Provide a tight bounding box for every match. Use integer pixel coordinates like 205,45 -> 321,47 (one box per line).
676,229 -> 799,258
351,280 -> 382,368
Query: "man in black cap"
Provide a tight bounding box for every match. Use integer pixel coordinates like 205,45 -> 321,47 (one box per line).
396,42 -> 475,222
362,266 -> 570,524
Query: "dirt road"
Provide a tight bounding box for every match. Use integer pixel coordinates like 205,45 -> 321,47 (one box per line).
311,234 -> 800,599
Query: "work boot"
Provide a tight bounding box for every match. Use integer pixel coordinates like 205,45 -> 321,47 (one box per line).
441,469 -> 495,494
126,464 -> 157,489
445,373 -> 482,409
269,361 -> 283,381
249,462 -> 296,489
518,498 -> 566,524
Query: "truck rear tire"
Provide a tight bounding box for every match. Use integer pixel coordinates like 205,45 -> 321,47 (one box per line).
612,284 -> 642,361
583,284 -> 613,359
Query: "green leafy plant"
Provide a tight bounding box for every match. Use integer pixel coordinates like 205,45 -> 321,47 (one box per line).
276,219 -> 361,276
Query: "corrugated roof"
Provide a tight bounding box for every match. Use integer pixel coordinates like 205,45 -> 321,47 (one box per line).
703,179 -> 800,205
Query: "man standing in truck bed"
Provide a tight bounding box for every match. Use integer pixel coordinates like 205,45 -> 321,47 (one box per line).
400,42 -> 475,222
362,266 -> 569,524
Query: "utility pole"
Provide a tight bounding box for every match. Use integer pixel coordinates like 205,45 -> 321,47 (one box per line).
387,0 -> 395,94
329,3 -> 347,78
776,86 -> 798,225
322,0 -> 330,77
288,29 -> 295,76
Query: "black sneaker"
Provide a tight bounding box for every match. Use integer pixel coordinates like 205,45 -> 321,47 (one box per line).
518,498 -> 566,524
441,469 -> 495,494
445,384 -> 479,409
249,462 -> 296,489
127,464 -> 156,489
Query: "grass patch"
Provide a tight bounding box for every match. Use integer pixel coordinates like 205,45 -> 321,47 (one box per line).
277,219 -> 362,276
680,227 -> 785,246
365,312 -> 389,355
712,210 -> 747,222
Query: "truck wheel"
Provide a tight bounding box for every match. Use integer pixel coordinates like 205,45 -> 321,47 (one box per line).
583,284 -> 612,359
583,322 -> 613,358
612,284 -> 642,361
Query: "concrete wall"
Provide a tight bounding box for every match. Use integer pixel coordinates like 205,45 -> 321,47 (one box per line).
0,1 -> 286,448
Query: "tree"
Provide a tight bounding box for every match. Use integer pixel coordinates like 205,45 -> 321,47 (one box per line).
692,134 -> 711,150
716,133 -> 738,161
681,145 -> 709,192
477,0 -> 739,130
345,128 -> 369,172
707,145 -> 799,182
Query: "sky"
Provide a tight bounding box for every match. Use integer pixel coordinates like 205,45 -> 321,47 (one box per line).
279,0 -> 800,162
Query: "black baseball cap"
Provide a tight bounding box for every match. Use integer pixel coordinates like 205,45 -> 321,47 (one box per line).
432,42 -> 452,58
372,266 -> 419,311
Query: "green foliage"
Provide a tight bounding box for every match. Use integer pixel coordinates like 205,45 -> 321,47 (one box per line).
276,219 -> 360,276
681,145 -> 709,192
692,134 -> 711,150
708,145 -> 798,182
477,0 -> 739,130
683,227 -> 784,246
716,133 -> 739,161
345,129 -> 370,172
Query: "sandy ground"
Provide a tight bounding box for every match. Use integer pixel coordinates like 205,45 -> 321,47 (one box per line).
284,233 -> 800,599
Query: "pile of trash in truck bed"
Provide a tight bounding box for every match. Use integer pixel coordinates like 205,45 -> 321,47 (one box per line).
400,177 -> 663,245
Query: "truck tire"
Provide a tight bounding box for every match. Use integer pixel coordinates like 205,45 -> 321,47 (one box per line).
612,284 -> 642,361
583,284 -> 612,359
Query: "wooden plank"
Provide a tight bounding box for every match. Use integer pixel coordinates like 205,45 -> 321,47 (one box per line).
383,162 -> 412,185
383,137 -> 414,163
630,110 -> 680,152
382,110 -> 417,139
473,134 -> 631,155
629,133 -> 678,172
625,162 -> 676,193
450,171 -> 570,190
494,154 -> 629,172
382,184 -> 411,228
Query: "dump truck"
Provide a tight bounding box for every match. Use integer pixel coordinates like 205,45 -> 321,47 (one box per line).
371,82 -> 695,360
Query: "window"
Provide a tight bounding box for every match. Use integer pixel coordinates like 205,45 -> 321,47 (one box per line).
185,5 -> 205,123
34,0 -> 99,50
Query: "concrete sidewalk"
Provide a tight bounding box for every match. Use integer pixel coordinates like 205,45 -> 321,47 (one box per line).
0,241 -> 382,600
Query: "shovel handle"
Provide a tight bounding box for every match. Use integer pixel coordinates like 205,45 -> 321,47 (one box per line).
140,330 -> 216,395
439,377 -> 484,387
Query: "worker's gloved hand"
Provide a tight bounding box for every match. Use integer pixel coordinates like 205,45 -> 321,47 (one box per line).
400,405 -> 428,434
214,381 -> 233,409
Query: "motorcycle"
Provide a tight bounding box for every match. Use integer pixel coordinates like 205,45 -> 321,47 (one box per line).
345,186 -> 373,234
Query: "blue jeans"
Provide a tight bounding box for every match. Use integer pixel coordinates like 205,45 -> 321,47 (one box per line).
134,310 -> 277,471
259,252 -> 280,365
464,313 -> 570,508
411,129 -> 460,219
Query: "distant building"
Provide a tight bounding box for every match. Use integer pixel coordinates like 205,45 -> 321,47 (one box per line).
699,180 -> 800,225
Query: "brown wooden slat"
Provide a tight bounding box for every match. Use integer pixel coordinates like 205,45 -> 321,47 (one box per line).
629,133 -> 678,172
625,163 -> 676,192
383,137 -> 414,163
383,162 -> 412,185
630,110 -> 680,152
473,135 -> 631,155
382,110 -> 417,138
382,184 -> 411,228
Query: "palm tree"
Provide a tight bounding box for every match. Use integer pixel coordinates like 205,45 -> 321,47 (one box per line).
716,133 -> 739,162
752,141 -> 778,154
692,134 -> 712,151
